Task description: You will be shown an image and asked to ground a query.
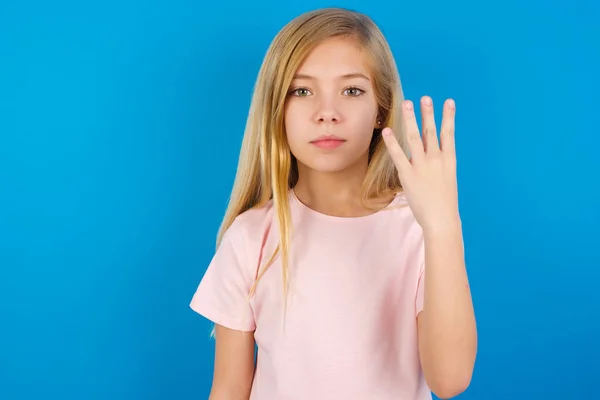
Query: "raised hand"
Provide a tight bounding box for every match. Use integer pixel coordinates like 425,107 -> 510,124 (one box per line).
382,96 -> 460,233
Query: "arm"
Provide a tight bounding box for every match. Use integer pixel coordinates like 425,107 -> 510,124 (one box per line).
209,324 -> 256,400
417,222 -> 477,399
377,96 -> 477,398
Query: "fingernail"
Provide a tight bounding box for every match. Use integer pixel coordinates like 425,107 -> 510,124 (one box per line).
448,99 -> 455,109
404,101 -> 413,110
423,96 -> 432,105
382,128 -> 392,136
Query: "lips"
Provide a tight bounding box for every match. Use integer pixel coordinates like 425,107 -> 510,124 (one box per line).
311,134 -> 344,142
310,135 -> 346,150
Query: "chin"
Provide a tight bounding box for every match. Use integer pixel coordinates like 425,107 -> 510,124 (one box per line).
299,158 -> 357,174
293,147 -> 369,175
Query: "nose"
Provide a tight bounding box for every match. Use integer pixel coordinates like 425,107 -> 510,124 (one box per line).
317,112 -> 339,124
314,97 -> 341,124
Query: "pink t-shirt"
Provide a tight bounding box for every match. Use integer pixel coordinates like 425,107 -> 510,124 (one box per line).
190,190 -> 431,400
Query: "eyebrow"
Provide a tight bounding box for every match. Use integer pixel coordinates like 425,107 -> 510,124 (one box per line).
292,72 -> 370,81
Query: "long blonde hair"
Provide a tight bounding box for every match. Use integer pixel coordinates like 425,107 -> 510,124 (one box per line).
216,7 -> 407,306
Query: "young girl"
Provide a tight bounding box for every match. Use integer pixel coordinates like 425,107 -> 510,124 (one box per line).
190,7 -> 477,400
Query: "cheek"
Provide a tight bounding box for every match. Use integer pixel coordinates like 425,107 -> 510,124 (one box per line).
353,105 -> 378,124
284,100 -> 307,123
343,102 -> 379,138
283,102 -> 307,144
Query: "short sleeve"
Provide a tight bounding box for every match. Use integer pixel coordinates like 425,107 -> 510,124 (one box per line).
415,263 -> 425,316
415,237 -> 426,316
190,221 -> 256,332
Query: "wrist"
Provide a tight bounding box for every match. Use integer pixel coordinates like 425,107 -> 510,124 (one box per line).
422,214 -> 462,238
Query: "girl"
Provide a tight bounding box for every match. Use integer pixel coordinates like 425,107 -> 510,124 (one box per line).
190,7 -> 477,400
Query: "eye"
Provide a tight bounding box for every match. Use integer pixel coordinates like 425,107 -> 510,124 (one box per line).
289,87 -> 312,97
343,87 -> 365,96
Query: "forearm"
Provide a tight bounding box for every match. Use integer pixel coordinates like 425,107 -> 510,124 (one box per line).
418,220 -> 477,397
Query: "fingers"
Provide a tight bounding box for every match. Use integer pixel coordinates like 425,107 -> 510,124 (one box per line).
440,99 -> 456,157
381,127 -> 411,181
385,97 -> 456,177
420,96 -> 440,154
402,100 -> 425,163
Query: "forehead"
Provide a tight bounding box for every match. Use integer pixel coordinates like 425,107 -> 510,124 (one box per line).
294,36 -> 372,78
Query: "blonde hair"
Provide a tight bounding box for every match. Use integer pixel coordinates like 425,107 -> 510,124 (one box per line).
215,7 -> 407,310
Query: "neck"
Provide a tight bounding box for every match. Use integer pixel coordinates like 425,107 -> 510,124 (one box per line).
292,154 -> 384,217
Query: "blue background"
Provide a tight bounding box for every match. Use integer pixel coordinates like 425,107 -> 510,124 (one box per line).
1,0 -> 598,399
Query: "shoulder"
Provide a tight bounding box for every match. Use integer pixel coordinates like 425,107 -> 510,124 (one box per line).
236,199 -> 276,227
226,199 -> 276,237
219,199 -> 277,258
385,191 -> 422,229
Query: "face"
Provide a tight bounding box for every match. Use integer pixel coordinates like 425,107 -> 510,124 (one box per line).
284,36 -> 379,174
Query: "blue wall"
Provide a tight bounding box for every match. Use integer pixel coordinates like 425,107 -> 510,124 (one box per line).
1,0 -> 598,398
